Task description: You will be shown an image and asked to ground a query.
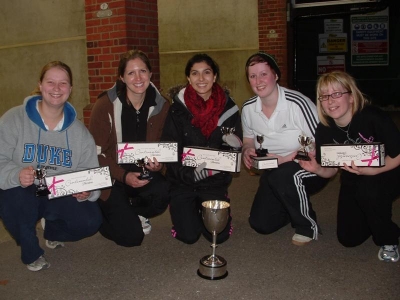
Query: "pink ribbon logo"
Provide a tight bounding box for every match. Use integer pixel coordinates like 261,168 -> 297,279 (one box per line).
361,145 -> 379,166
181,149 -> 195,162
48,177 -> 64,195
117,143 -> 134,159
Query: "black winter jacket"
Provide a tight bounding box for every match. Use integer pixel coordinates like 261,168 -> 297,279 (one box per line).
161,87 -> 242,188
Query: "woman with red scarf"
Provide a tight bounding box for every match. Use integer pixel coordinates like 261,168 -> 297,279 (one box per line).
161,53 -> 242,244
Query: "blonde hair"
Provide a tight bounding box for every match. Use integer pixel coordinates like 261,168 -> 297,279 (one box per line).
316,71 -> 368,126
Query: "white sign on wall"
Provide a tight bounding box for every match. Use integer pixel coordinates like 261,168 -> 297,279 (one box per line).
324,19 -> 343,33
351,8 -> 389,66
317,55 -> 346,75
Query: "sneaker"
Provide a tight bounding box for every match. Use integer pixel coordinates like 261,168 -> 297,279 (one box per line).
378,245 -> 399,262
26,255 -> 50,272
46,240 -> 65,249
292,233 -> 312,246
41,218 -> 65,249
139,215 -> 152,235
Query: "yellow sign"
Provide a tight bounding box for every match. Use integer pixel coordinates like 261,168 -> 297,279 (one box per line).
319,33 -> 347,53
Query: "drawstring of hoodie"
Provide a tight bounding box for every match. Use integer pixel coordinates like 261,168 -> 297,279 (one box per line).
36,128 -> 70,169
65,130 -> 70,150
37,129 -> 42,169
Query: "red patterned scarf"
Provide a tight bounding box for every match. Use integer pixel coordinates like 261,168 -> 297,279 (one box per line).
184,83 -> 226,139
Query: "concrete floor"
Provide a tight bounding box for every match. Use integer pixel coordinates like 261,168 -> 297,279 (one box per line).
0,169 -> 399,300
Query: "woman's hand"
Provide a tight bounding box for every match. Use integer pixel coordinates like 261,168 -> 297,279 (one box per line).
145,157 -> 163,172
341,161 -> 377,176
19,166 -> 35,188
72,191 -> 91,201
298,153 -> 338,178
342,154 -> 400,176
125,172 -> 150,188
298,153 -> 322,174
242,146 -> 257,169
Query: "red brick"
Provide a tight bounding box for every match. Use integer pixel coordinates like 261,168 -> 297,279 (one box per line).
98,25 -> 114,33
110,31 -> 126,39
111,46 -> 128,54
88,62 -> 103,69
87,33 -> 102,41
87,48 -> 101,55
98,40 -> 113,47
99,68 -> 115,75
86,19 -> 101,27
110,15 -> 126,24
98,54 -> 114,61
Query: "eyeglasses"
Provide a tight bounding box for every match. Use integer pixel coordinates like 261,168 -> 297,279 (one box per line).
318,91 -> 351,102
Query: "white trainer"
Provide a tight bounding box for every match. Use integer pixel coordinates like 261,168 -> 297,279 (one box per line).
139,215 -> 152,235
27,255 -> 50,272
292,233 -> 312,246
41,218 -> 65,249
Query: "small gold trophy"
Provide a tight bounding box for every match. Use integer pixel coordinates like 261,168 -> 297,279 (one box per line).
294,134 -> 313,161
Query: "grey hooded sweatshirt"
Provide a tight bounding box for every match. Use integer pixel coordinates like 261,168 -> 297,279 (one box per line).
0,95 -> 100,201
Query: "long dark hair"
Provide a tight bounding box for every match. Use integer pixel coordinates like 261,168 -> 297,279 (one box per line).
184,53 -> 220,82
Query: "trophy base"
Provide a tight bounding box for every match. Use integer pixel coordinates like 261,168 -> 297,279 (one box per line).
294,151 -> 311,161
138,174 -> 153,181
36,188 -> 50,197
197,255 -> 228,280
220,143 -> 233,151
255,149 -> 269,157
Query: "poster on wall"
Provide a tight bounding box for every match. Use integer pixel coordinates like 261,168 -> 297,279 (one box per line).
351,8 -> 389,66
317,55 -> 346,75
319,33 -> 347,53
324,19 -> 343,33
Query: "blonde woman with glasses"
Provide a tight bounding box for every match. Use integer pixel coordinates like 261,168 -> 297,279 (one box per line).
299,71 -> 400,262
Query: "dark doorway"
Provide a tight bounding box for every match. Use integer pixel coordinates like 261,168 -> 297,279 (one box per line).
289,0 -> 399,108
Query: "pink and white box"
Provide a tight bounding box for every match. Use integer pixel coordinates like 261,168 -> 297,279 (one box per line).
320,143 -> 385,167
182,146 -> 241,172
45,166 -> 113,199
117,142 -> 178,164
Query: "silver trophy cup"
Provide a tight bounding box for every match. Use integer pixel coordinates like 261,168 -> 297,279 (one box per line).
34,166 -> 50,197
198,200 -> 230,280
135,157 -> 153,180
255,135 -> 268,157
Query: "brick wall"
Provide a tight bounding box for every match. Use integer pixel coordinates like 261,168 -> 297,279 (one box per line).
83,0 -> 289,125
83,0 -> 159,126
258,0 -> 288,87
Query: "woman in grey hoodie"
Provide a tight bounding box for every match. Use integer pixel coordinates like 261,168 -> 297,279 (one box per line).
0,61 -> 102,271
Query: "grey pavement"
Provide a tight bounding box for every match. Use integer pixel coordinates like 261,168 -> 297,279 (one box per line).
0,167 -> 399,300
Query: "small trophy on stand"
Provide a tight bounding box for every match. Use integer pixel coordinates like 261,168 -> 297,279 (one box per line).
221,127 -> 242,150
135,157 -> 153,180
255,135 -> 269,157
34,166 -> 50,197
294,134 -> 313,161
198,200 -> 230,280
